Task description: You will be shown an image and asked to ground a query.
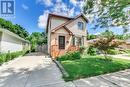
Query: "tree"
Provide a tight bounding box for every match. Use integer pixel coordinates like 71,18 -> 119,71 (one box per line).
115,34 -> 124,40
0,18 -> 29,39
91,30 -> 123,59
84,0 -> 130,29
87,34 -> 97,40
84,0 -> 129,59
27,32 -> 47,50
39,32 -> 47,45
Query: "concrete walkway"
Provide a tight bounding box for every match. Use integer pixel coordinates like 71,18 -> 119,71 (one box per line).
1,52 -> 130,87
73,69 -> 130,87
0,52 -> 75,87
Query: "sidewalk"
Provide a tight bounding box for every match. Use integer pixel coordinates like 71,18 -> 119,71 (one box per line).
112,54 -> 130,60
73,69 -> 130,87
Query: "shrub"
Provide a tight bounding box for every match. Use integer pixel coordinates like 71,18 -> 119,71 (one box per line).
118,49 -> 127,54
79,46 -> 86,54
125,50 -> 130,53
0,54 -> 6,64
87,46 -> 97,55
107,49 -> 118,55
57,51 -> 81,61
0,50 -> 28,65
31,49 -> 36,52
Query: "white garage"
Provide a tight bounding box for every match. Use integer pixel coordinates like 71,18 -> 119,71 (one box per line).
0,28 -> 30,53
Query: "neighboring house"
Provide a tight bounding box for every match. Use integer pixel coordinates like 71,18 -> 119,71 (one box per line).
46,13 -> 88,58
0,28 -> 30,53
120,39 -> 130,49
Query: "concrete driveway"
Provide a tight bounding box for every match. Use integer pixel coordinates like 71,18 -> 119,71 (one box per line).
0,52 -> 74,87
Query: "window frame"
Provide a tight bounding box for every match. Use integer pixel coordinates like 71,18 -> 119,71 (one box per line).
72,36 -> 75,46
78,22 -> 84,30
58,36 -> 65,49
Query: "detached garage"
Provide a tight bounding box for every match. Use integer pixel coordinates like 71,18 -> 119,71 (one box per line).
0,28 -> 30,53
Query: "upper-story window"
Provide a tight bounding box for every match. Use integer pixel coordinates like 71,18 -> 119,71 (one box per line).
78,22 -> 84,30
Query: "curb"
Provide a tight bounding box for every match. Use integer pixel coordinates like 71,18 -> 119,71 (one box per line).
53,59 -> 69,78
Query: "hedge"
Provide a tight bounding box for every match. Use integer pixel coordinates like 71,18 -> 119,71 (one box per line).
57,51 -> 81,61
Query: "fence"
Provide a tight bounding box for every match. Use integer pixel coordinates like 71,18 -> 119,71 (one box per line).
36,45 -> 48,54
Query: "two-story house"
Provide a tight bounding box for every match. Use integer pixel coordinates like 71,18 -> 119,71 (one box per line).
46,13 -> 88,58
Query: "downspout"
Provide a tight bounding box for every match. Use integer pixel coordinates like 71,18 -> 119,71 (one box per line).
50,17 -> 52,57
0,32 -> 3,53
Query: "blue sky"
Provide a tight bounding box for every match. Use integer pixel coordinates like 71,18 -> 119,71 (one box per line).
2,0 -> 124,34
2,0 -> 84,34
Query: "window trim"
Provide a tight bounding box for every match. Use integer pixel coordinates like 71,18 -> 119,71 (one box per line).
78,22 -> 84,30
72,36 -> 75,46
58,36 -> 65,49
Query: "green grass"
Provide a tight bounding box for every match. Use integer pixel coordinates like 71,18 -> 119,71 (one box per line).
60,55 -> 130,81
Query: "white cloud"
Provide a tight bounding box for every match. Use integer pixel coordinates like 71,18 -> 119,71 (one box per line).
70,0 -> 77,6
69,7 -> 75,17
95,32 -> 101,35
36,0 -> 53,6
52,2 -> 70,16
78,1 -> 85,11
56,0 -> 62,2
38,10 -> 49,29
70,0 -> 85,11
22,4 -> 29,10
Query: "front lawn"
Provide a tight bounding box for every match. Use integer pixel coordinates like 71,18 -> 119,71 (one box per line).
60,55 -> 130,81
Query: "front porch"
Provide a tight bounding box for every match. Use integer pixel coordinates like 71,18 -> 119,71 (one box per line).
49,26 -> 86,58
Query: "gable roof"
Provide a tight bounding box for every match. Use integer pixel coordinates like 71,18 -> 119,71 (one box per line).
74,13 -> 88,22
46,13 -> 72,33
46,13 -> 88,33
52,26 -> 73,35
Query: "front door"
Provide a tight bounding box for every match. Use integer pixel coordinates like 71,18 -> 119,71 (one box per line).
59,36 -> 65,49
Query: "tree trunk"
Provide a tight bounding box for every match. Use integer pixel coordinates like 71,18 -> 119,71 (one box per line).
101,50 -> 108,60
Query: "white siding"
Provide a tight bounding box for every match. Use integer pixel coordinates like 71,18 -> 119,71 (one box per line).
55,28 -> 68,34
51,17 -> 68,30
66,17 -> 87,36
47,15 -> 88,54
1,32 -> 23,53
48,17 -> 69,54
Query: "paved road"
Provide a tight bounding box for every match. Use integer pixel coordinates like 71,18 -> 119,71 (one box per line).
1,52 -> 130,87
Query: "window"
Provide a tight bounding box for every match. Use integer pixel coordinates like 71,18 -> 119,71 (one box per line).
79,38 -> 82,46
78,22 -> 84,30
77,37 -> 83,46
72,36 -> 75,46
59,36 -> 65,49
